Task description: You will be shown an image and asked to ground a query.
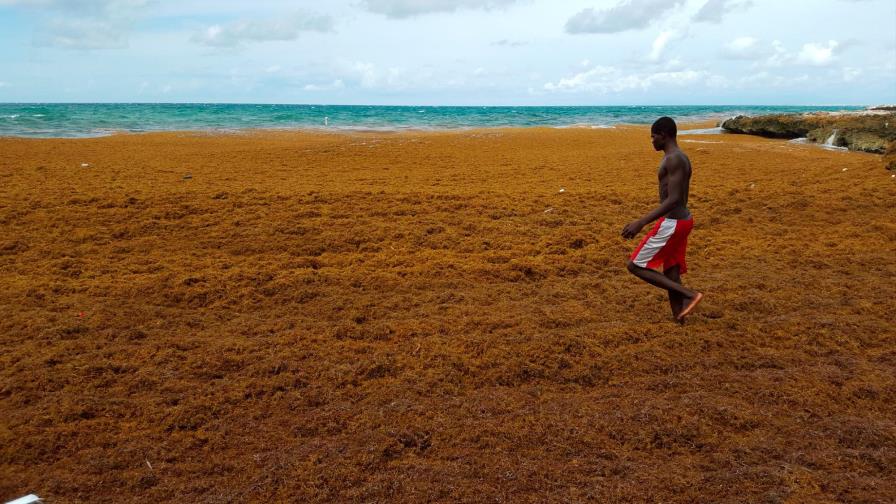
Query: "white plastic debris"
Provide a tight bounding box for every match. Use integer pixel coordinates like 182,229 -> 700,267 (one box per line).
558,188 -> 566,193
543,207 -> 554,213
5,495 -> 42,504
842,168 -> 848,172
80,163 -> 89,167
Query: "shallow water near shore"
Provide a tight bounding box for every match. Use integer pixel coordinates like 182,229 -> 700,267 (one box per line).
0,103 -> 864,138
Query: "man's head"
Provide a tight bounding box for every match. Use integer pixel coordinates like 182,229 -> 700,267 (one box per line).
651,116 -> 677,151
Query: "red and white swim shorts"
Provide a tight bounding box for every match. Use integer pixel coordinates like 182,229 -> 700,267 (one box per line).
629,216 -> 694,274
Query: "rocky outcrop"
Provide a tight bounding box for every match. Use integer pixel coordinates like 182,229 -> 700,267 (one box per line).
720,109 -> 896,166
884,141 -> 896,171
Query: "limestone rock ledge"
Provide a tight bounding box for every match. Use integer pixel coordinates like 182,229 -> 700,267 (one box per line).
720,107 -> 896,169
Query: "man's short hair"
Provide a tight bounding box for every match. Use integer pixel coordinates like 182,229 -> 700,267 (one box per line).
651,116 -> 677,137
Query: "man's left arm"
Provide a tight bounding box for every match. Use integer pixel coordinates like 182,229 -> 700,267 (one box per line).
621,158 -> 685,239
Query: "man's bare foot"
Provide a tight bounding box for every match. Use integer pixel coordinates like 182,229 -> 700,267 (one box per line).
677,292 -> 704,321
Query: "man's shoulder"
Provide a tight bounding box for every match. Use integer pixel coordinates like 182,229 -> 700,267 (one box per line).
662,150 -> 690,169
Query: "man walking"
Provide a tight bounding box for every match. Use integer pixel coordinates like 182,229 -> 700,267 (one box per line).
622,116 -> 703,322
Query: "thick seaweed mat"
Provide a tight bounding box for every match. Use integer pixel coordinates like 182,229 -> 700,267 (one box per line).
1,127 -> 894,502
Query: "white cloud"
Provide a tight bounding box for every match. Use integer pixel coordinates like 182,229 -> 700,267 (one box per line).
705,74 -> 730,88
797,40 -> 839,66
7,0 -> 151,49
762,40 -> 790,67
491,39 -> 527,47
361,0 -> 519,18
566,0 -> 682,34
192,13 -> 333,47
738,71 -> 810,88
351,62 -> 378,88
303,79 -> 345,91
663,57 -> 684,70
693,0 -> 753,23
648,30 -> 680,62
347,62 -> 410,90
544,65 -> 616,92
722,36 -> 765,60
33,17 -> 129,49
0,0 -> 150,14
543,64 -> 710,93
757,39 -> 841,68
331,60 -> 476,92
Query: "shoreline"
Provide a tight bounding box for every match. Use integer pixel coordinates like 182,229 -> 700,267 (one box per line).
0,118 -> 731,140
1,120 -> 883,158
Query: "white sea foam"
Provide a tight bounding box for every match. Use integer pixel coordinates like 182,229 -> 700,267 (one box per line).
2,114 -> 20,119
679,127 -> 725,135
553,123 -> 615,129
788,137 -> 849,151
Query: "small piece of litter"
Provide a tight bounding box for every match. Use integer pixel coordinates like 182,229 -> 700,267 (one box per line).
543,207 -> 554,213
81,163 -> 89,167
842,168 -> 847,172
146,459 -> 153,470
749,182 -> 755,189
183,174 -> 192,180
558,188 -> 566,193
892,174 -> 895,178
5,495 -> 42,504
77,311 -> 85,318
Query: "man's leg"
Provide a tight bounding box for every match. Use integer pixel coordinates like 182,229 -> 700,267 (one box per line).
626,260 -> 697,304
663,265 -> 685,319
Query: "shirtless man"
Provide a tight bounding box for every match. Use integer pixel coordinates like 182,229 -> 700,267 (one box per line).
622,116 -> 703,322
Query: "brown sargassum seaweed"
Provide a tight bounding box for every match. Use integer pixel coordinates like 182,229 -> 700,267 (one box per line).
1,127 -> 894,502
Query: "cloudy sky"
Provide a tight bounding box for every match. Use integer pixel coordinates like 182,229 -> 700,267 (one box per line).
0,0 -> 893,105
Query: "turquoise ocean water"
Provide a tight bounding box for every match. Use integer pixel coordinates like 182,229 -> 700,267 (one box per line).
0,103 -> 864,138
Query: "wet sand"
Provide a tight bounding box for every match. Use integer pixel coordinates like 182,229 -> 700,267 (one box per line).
1,126 -> 894,502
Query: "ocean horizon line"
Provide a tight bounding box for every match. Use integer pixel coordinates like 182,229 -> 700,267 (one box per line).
0,101 -> 875,107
